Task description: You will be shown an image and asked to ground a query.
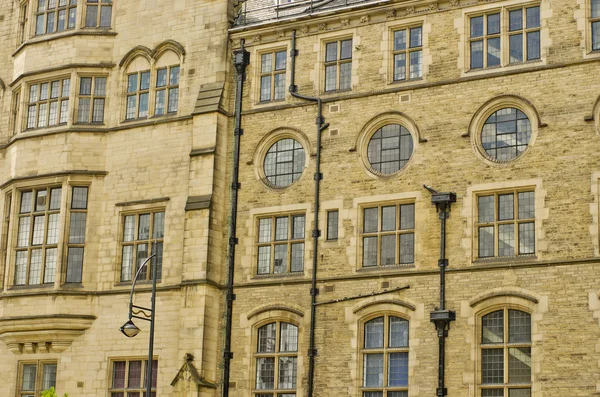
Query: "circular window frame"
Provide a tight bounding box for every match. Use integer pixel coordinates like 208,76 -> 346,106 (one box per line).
469,95 -> 541,165
357,112 -> 421,179
254,127 -> 312,190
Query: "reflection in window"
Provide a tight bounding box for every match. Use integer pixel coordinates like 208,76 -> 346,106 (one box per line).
367,124 -> 413,175
85,0 -> 113,28
126,71 -> 150,120
26,78 -> 70,130
481,108 -> 531,162
35,0 -> 77,36
264,139 -> 305,188
255,322 -> 298,396
120,211 -> 165,281
392,27 -> 423,81
324,39 -> 352,92
257,214 -> 305,275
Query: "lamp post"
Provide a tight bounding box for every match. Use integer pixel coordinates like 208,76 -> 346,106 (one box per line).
119,253 -> 157,397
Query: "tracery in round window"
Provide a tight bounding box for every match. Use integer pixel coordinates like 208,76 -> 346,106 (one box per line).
264,138 -> 305,188
367,124 -> 414,175
481,108 -> 531,162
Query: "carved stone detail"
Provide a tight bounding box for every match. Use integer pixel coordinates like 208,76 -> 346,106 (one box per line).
386,10 -> 396,18
318,23 -> 327,30
429,2 -> 439,10
450,0 -> 459,6
301,25 -> 309,34
360,15 -> 370,24
252,35 -> 261,43
340,19 -> 350,27
405,7 -> 415,15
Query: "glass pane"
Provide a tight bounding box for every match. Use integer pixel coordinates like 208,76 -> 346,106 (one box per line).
518,192 -> 534,219
44,248 -> 57,283
136,244 -> 148,279
258,323 -> 276,353
72,187 -> 88,209
409,27 -> 422,48
275,217 -> 289,240
274,244 -> 287,273
394,30 -> 406,51
498,224 -> 515,256
153,212 -> 165,238
327,211 -> 339,240
509,310 -> 531,343
482,390 -> 504,397
123,215 -> 135,242
518,222 -> 535,255
471,40 -> 484,69
478,226 -> 494,257
325,42 -> 337,62
78,98 -> 91,122
400,204 -> 414,230
128,361 -> 142,388
121,245 -> 133,281
274,73 -> 285,100
21,191 -> 33,213
32,215 -> 45,245
22,364 -> 37,390
93,98 -> 105,122
258,218 -> 272,243
380,235 -> 395,266
47,213 -> 60,244
593,0 -> 600,18
400,233 -> 414,264
85,5 -> 98,27
339,62 -> 352,90
112,361 -> 126,388
409,50 -> 422,78
487,13 -> 500,35
498,194 -> 514,221
18,217 -> 31,247
482,348 -> 504,384
381,206 -> 396,231
138,214 -> 150,240
340,39 -> 352,59
65,247 -> 84,283
261,53 -> 273,73
471,16 -> 484,37
510,34 -> 524,64
256,357 -> 275,389
362,236 -> 377,267
526,6 -> 540,28
509,389 -> 531,397
100,5 -> 112,26
394,53 -> 406,81
280,323 -> 298,352
363,353 -> 384,387
68,212 -> 87,243
363,208 -> 378,233
139,92 -> 149,117
364,317 -> 384,348
508,347 -> 531,383
389,316 -> 408,347
487,38 -> 501,67
509,9 -> 523,31
29,249 -> 42,284
290,243 -> 304,272
478,196 -> 494,223
42,363 -> 57,390
388,352 -> 408,387
324,65 -> 336,92
482,310 -> 504,344
257,246 -> 271,274
15,251 -> 28,285
278,357 -> 297,389
275,50 -> 287,70
527,31 -> 540,60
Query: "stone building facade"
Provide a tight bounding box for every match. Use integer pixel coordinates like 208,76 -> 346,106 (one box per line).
0,0 -> 233,396
227,0 -> 600,396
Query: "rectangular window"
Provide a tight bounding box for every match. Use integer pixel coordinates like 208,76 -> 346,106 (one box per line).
259,50 -> 287,102
17,360 -> 57,397
476,190 -> 535,259
65,186 -> 89,283
19,3 -> 28,44
326,210 -> 339,240
109,359 -> 158,397
361,203 -> 415,268
592,0 -> 600,50
77,76 -> 106,124
126,71 -> 150,120
26,78 -> 70,130
469,6 -> 540,69
256,214 -> 305,275
155,65 -> 180,115
392,26 -> 423,81
85,0 -> 113,28
120,211 -> 164,282
35,0 -> 77,36
12,91 -> 21,135
324,38 -> 352,92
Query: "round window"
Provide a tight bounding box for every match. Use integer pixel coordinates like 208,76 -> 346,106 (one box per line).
481,108 -> 531,162
367,124 -> 414,175
264,138 -> 305,188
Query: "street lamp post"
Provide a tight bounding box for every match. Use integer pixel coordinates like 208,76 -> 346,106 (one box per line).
120,253 -> 158,397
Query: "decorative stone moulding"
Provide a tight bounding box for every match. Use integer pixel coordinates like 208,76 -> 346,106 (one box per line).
0,314 -> 96,354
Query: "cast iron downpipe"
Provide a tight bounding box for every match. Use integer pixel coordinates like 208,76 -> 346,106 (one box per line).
223,40 -> 250,397
290,29 -> 329,397
424,186 -> 456,397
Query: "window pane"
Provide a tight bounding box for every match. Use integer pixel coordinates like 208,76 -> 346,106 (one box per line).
123,215 -> 135,242
42,363 -> 57,390
66,247 -> 84,283
498,194 -> 514,221
15,251 -> 28,285
258,218 -> 272,243
364,317 -> 384,348
84,5 -> 96,29
409,50 -> 422,78
257,246 -> 271,274
22,364 -> 37,390
399,233 -> 414,264
471,41 -> 484,69
18,217 -> 31,247
138,214 -> 150,240
128,361 -> 142,388
400,204 -> 414,230
394,30 -> 406,51
509,389 -> 531,397
526,6 -> 540,28
68,212 -> 87,243
324,65 -> 336,92
136,243 -> 148,279
327,210 -> 339,240
498,224 -> 515,256
389,316 -> 408,347
362,236 -> 377,267
526,31 -> 540,60
275,51 -> 287,70
471,16 -> 484,37
482,390 -> 504,397
92,98 -> 105,122
339,62 -> 352,90
518,222 -> 535,254
256,357 -> 275,389
139,92 -> 149,118
140,72 -> 150,90
394,53 -> 406,81
518,192 -> 534,219
112,362 -> 126,388
127,74 -> 138,93
274,244 -> 287,273
478,226 -> 494,257
100,5 -> 112,26
32,215 -> 45,245
46,213 -> 60,244
121,245 -> 133,281
340,39 -> 352,59
409,27 -> 422,48
380,235 -> 395,266
78,98 -> 91,123
363,354 -> 384,387
29,249 -> 43,284
261,53 -> 273,73
508,347 -> 531,383
290,243 -> 304,272
509,310 -> 531,343
168,87 -> 179,113
509,9 -> 523,31
153,212 -> 165,238
258,323 -> 276,353
482,310 -> 504,344
280,323 -> 298,352
275,217 -> 289,240
487,38 -> 500,67
44,248 -> 57,283
510,34 -> 524,64
35,190 -> 46,212
363,208 -> 378,233
278,357 -> 297,389
487,13 -> 500,35
155,90 -> 166,114
72,187 -> 88,209
274,73 -> 285,100
478,196 -> 494,223
482,348 -> 504,384
388,352 -> 408,387
325,42 -> 337,62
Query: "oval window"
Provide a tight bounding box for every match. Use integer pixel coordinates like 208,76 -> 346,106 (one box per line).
367,124 -> 414,175
481,108 -> 531,161
263,138 -> 305,188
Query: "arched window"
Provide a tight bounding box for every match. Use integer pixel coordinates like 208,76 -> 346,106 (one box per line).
480,308 -> 531,396
367,124 -> 414,175
361,315 -> 409,397
481,108 -> 531,162
255,322 -> 298,396
263,138 -> 305,188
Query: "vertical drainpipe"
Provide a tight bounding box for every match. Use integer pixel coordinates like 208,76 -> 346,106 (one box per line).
289,30 -> 329,397
223,40 -> 250,397
425,186 -> 457,397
